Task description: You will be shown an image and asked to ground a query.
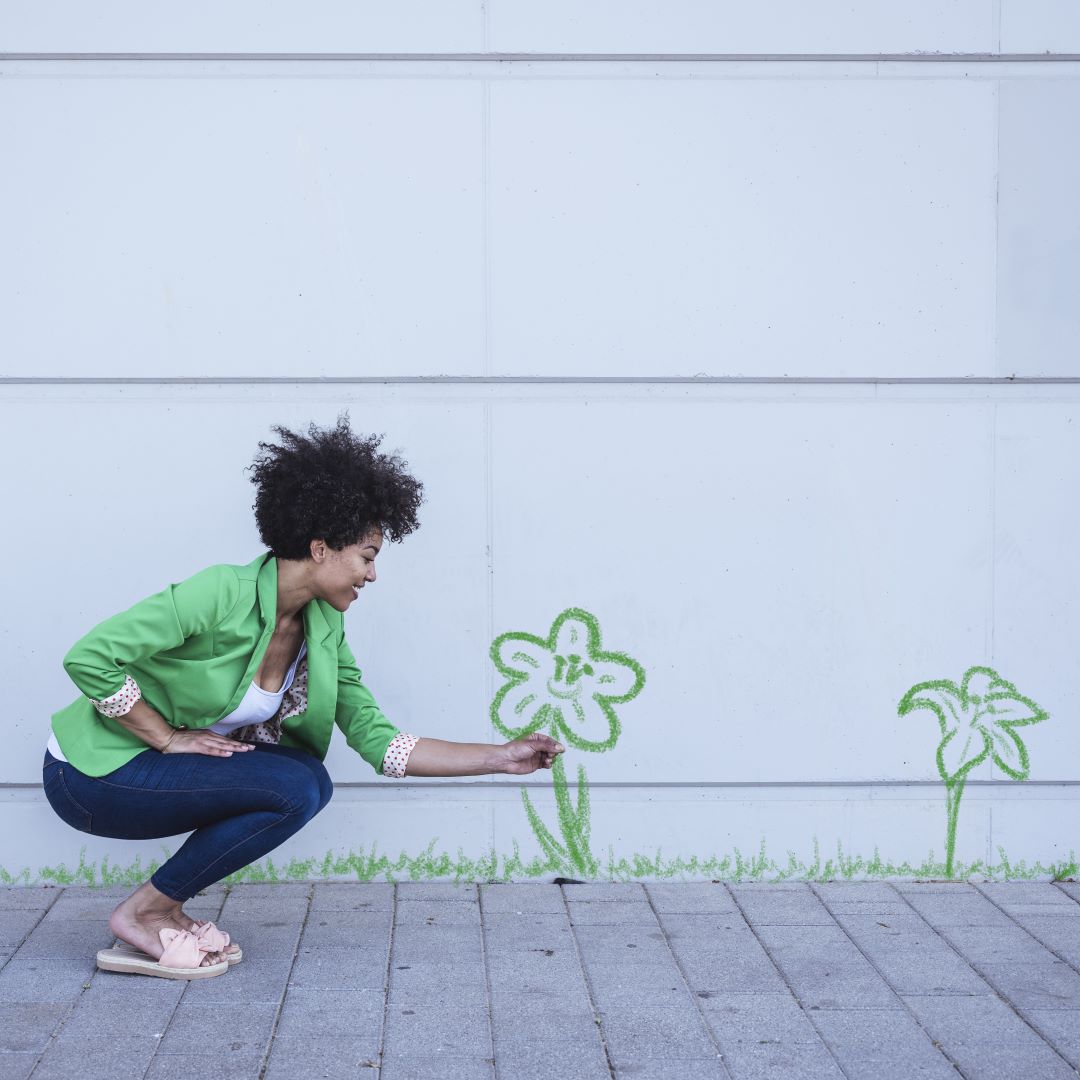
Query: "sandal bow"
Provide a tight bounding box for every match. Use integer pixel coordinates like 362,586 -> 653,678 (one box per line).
158,927 -> 215,970
192,920 -> 231,953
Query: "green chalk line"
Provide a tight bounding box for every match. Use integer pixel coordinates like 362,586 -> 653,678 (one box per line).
4,838 -> 1075,888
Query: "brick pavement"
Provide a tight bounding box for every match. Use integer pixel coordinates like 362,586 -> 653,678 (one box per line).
0,880 -> 1079,1079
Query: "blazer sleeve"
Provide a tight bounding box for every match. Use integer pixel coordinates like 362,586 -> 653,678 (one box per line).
333,631 -> 400,775
62,564 -> 241,704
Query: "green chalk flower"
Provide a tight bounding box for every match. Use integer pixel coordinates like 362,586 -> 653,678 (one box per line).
898,665 -> 1048,878
490,607 -> 646,752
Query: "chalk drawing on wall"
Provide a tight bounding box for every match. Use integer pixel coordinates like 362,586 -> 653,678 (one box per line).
898,666 -> 1048,877
490,607 -> 646,878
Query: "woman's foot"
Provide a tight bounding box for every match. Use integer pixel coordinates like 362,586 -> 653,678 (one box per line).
109,882 -> 227,967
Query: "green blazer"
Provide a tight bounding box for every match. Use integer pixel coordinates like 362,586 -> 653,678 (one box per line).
51,552 -> 400,778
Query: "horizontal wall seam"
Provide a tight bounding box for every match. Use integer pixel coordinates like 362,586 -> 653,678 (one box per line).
3,53 -> 1080,63
4,377 -> 1079,387
4,780 -> 1079,790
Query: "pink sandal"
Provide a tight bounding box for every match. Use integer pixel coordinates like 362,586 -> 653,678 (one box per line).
97,926 -> 229,980
113,920 -> 242,965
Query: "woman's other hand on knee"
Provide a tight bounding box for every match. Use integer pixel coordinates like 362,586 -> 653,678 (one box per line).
163,731 -> 254,757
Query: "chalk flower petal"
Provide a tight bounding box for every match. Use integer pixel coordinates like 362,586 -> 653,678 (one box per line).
556,695 -> 620,753
493,634 -> 553,680
490,677 -> 552,741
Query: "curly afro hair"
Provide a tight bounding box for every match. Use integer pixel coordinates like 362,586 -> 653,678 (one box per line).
248,414 -> 423,559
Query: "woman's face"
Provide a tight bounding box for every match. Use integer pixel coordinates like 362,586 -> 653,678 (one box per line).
314,529 -> 383,612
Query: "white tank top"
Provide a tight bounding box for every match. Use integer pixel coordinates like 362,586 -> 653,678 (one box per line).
47,643 -> 307,763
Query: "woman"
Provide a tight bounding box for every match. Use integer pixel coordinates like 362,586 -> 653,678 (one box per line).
43,416 -> 564,980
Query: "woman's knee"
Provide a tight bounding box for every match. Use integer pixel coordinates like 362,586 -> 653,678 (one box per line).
280,760 -> 332,821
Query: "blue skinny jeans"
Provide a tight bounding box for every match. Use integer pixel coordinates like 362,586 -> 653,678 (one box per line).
42,742 -> 333,901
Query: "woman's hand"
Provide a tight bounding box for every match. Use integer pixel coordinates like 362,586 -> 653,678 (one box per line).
162,730 -> 254,757
499,732 -> 565,775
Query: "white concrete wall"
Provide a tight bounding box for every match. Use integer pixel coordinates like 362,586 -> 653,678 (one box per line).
1,6 -> 1077,880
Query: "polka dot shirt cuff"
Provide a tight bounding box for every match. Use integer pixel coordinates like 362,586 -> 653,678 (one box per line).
88,674 -> 142,718
382,733 -> 418,778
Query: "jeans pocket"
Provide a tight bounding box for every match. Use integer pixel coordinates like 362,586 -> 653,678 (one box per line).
42,765 -> 94,834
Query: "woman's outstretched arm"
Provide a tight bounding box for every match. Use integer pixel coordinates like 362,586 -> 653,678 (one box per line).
403,732 -> 564,777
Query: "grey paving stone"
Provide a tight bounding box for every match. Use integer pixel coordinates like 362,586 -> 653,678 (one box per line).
378,1055 -> 495,1080
495,1041 -> 611,1078
391,924 -> 484,964
0,887 -> 59,910
180,959 -> 292,1003
390,960 -> 490,1004
900,893 -> 1015,928
0,957 -> 95,1002
37,896 -> 120,922
614,1057 -> 729,1079
493,1010 -> 603,1052
1055,882 -> 1080,904
479,884 -> 567,914
1013,915 -> 1080,967
812,884 -> 903,903
221,883 -> 310,901
656,913 -> 752,940
144,1052 -> 267,1079
300,910 -> 391,949
0,1053 -> 37,1079
828,911 -> 930,935
573,923 -> 670,960
217,895 -> 310,921
678,951 -> 789,995
939,922 -> 1058,965
482,913 -> 573,953
732,890 -> 838,926
567,902 -> 661,926
75,970 -> 186,1004
53,995 -> 175,1039
754,924 -> 851,951
904,993 -> 1077,1080
819,901 -> 916,916
489,991 -> 597,1023
289,946 -> 388,990
729,882 -> 808,892
1025,1009 -> 1080,1069
0,910 -> 52,947
892,883 -> 981,895
978,883 -> 1080,910
808,1008 -> 957,1079
396,899 -> 482,925
488,951 -> 588,994
662,922 -> 767,959
718,1040 -> 847,1079
587,965 -> 696,1009
206,918 -> 301,959
310,882 -> 393,911
596,1005 -> 717,1065
644,883 -> 739,914
274,988 -> 383,1042
561,883 -> 647,902
698,992 -> 821,1043
977,961 -> 1080,1010
384,1004 -> 492,1057
753,930 -> 900,1010
33,1037 -> 160,1080
157,1001 -> 278,1055
263,1035 -> 380,1078
0,1001 -> 72,1052
396,883 -> 478,902
841,939 -> 988,997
